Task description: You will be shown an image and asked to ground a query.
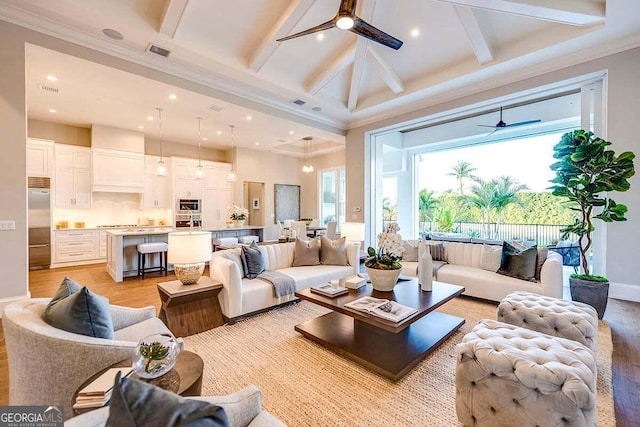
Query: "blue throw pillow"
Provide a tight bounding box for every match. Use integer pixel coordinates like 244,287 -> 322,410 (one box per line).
106,372 -> 229,427
240,241 -> 265,279
43,277 -> 114,339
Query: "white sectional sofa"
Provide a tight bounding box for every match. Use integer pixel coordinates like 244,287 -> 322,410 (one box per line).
401,239 -> 563,302
210,241 -> 360,321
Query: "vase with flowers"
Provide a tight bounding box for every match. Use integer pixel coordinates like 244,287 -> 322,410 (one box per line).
228,204 -> 249,227
364,222 -> 405,291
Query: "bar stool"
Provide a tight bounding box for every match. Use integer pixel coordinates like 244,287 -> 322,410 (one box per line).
212,237 -> 239,251
137,242 -> 168,279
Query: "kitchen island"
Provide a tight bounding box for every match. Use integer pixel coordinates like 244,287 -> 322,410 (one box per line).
207,225 -> 264,241
106,227 -> 176,283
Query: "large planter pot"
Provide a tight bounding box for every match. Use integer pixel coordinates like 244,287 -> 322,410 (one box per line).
570,277 -> 609,319
235,219 -> 246,227
365,266 -> 401,292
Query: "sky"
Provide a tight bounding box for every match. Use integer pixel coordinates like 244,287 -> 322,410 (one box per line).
417,132 -> 562,195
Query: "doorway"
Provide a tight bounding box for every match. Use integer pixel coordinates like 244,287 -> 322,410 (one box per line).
244,181 -> 265,226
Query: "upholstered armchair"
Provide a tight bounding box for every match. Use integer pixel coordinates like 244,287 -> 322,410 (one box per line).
2,298 -> 171,419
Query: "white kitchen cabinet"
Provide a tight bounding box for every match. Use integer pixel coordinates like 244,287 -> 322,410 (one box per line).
53,229 -> 99,264
54,145 -> 92,208
92,148 -> 144,192
27,138 -> 54,177
203,187 -> 232,229
203,162 -> 231,189
141,155 -> 170,208
172,158 -> 203,199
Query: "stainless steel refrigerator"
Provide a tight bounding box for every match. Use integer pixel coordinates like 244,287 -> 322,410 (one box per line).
28,177 -> 51,270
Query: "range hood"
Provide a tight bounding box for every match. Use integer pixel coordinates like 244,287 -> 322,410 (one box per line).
91,125 -> 145,193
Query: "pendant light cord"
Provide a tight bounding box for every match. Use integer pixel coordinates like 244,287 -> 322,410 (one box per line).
197,117 -> 202,166
157,107 -> 164,161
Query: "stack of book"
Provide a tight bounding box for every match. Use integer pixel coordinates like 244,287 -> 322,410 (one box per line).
310,283 -> 348,297
73,367 -> 133,410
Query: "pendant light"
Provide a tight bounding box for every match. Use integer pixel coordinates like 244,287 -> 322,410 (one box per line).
195,117 -> 204,180
156,107 -> 168,176
227,125 -> 238,182
302,136 -> 314,173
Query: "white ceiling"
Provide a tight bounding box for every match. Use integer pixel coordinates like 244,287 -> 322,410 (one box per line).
2,0 -> 640,153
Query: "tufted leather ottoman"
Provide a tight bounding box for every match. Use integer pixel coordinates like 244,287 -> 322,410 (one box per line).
455,319 -> 596,427
497,291 -> 598,353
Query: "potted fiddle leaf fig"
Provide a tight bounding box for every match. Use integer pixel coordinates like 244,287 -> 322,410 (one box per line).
549,130 -> 635,318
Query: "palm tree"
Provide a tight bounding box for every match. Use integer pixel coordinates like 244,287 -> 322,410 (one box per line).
382,197 -> 397,222
447,161 -> 477,195
492,176 -> 528,238
464,177 -> 496,238
418,188 -> 439,230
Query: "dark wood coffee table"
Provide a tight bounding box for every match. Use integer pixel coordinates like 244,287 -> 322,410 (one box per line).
73,350 -> 204,415
295,280 -> 465,380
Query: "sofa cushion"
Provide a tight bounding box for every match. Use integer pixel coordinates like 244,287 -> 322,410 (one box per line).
497,241 -> 537,282
213,248 -> 243,277
479,244 -> 502,272
106,373 -> 228,427
114,317 -> 175,343
241,241 -> 265,279
292,238 -> 321,267
320,236 -> 348,266
402,240 -> 420,262
279,265 -> 353,290
43,277 -> 114,339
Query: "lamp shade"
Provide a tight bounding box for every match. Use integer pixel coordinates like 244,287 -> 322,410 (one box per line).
168,231 -> 212,264
340,222 -> 365,242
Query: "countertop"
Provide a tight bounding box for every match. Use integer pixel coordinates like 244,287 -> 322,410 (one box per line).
106,227 -> 177,236
54,225 -> 171,231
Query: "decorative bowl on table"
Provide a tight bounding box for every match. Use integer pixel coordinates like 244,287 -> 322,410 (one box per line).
132,333 -> 180,379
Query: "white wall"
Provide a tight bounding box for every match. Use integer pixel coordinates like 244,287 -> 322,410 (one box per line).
0,21 -> 30,311
346,47 -> 640,300
299,150 -> 344,221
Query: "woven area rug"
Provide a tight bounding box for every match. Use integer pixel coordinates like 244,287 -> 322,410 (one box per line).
184,298 -> 614,427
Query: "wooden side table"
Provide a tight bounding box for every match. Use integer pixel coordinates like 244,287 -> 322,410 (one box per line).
73,350 -> 204,416
157,277 -> 224,337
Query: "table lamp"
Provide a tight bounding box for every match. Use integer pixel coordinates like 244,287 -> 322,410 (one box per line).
168,231 -> 212,285
340,222 -> 365,251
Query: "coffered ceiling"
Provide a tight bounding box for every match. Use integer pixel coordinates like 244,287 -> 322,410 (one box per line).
2,0 -> 640,153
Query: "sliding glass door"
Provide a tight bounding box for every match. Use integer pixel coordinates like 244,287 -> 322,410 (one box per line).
320,168 -> 345,229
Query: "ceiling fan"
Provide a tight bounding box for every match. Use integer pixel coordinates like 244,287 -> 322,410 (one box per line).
276,0 -> 403,50
478,107 -> 541,135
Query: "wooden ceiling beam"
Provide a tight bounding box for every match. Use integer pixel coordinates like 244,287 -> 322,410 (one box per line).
248,0 -> 316,73
347,0 -> 378,111
159,0 -> 189,38
306,43 -> 356,95
454,6 -> 494,65
434,0 -> 605,26
367,48 -> 405,94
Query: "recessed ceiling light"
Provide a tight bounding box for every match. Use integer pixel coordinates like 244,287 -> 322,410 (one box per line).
316,33 -> 324,41
46,75 -> 57,82
202,137 -> 208,141
411,28 -> 420,37
138,125 -> 144,129
169,94 -> 177,100
289,130 -> 295,135
312,106 -> 322,111
49,109 -> 56,113
246,115 -> 252,120
216,130 -> 222,135
255,142 -> 260,146
103,28 -> 124,40
147,116 -> 154,121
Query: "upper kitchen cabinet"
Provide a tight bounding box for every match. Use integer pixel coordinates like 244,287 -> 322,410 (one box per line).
172,157 -> 203,199
27,138 -> 54,177
142,155 -> 170,208
92,148 -> 144,193
203,162 -> 232,190
54,144 -> 92,208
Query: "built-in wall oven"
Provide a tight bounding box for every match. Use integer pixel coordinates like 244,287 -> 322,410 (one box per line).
175,199 -> 202,228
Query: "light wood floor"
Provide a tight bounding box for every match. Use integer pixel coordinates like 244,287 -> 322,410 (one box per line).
0,263 -> 638,426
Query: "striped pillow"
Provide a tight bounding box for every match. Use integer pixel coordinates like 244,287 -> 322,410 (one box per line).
428,242 -> 446,261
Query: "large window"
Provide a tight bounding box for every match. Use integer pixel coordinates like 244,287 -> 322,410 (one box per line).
320,168 -> 345,228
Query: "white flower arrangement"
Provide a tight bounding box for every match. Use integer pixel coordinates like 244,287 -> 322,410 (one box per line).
228,204 -> 249,220
364,222 -> 405,270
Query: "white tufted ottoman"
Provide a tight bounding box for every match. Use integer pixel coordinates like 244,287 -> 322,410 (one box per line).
456,319 -> 597,427
497,291 -> 598,353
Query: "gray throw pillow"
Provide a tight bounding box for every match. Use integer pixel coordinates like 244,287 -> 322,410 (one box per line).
497,241 -> 537,282
106,372 -> 229,427
240,241 -> 265,279
320,236 -> 348,266
43,277 -> 114,339
292,238 -> 321,266
427,242 -> 446,261
535,247 -> 548,281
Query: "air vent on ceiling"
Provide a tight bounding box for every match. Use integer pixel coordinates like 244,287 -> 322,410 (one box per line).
291,99 -> 306,106
147,43 -> 171,58
209,104 -> 224,112
37,84 -> 59,94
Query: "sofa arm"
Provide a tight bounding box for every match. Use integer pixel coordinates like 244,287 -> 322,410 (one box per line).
210,256 -> 244,319
109,305 -> 156,331
346,243 -> 360,275
540,250 -> 563,298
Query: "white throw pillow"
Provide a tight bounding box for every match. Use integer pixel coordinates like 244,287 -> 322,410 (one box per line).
480,244 -> 502,272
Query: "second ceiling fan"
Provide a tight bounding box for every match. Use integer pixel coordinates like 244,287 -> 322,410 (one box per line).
478,107 -> 541,136
276,0 -> 403,50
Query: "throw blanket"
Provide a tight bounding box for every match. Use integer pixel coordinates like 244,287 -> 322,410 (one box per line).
256,270 -> 296,298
